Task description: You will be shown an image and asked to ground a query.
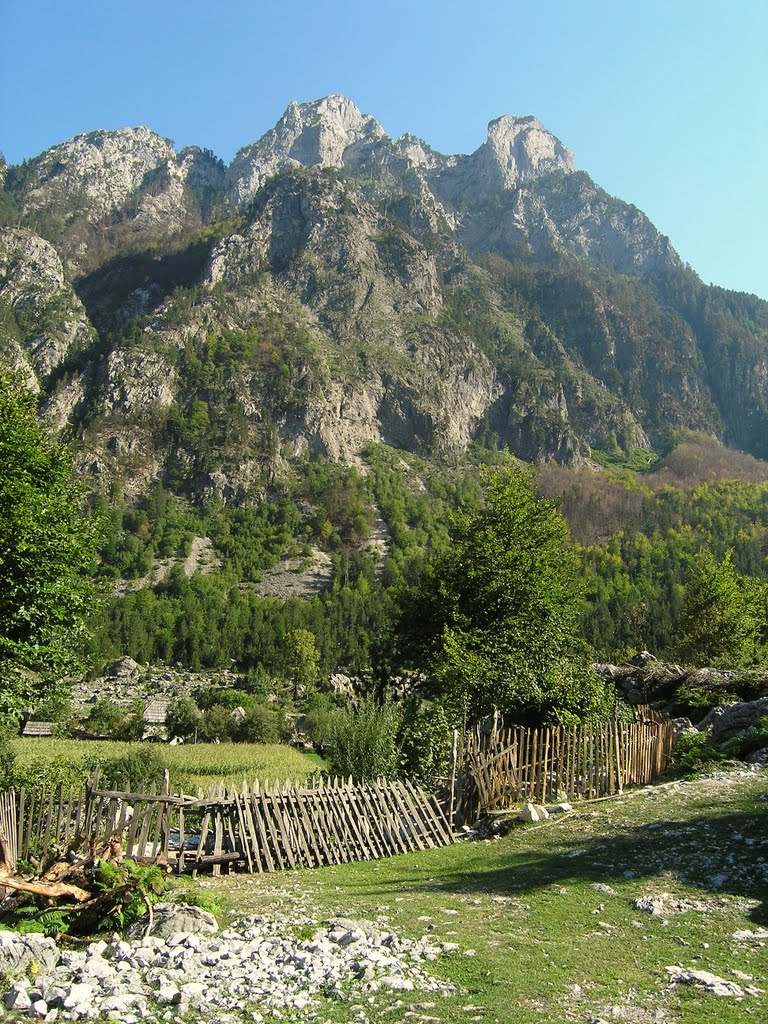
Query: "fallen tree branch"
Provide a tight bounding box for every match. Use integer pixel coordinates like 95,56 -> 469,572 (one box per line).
0,872 -> 91,903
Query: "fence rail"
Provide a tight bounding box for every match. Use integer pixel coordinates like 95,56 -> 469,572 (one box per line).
453,717 -> 677,825
0,770 -> 452,876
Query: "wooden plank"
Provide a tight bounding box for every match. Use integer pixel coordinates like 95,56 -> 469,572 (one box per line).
280,781 -> 313,868
411,778 -> 452,847
315,778 -> 349,864
177,806 -> 186,874
18,788 -> 29,862
256,781 -> 285,871
334,777 -> 373,860
353,782 -> 387,859
249,780 -> 276,872
73,784 -> 85,849
398,779 -> 436,850
220,788 -> 238,871
239,781 -> 262,873
211,788 -> 224,878
40,789 -> 55,857
269,782 -> 297,870
374,779 -> 415,854
293,783 -> 327,868
136,782 -> 157,858
231,787 -> 253,873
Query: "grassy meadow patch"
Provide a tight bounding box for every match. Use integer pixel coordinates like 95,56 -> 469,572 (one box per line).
186,769 -> 768,1024
10,737 -> 325,791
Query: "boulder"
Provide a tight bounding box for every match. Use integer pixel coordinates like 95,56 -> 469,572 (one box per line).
125,903 -> 218,940
709,698 -> 768,743
518,802 -> 549,822
0,930 -> 59,978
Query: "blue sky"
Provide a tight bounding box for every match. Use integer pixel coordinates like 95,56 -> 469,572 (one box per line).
1,0 -> 766,298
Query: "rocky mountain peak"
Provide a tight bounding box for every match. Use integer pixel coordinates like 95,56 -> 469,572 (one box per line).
226,95 -> 386,205
431,113 -> 574,204
19,126 -> 177,221
483,114 -> 574,185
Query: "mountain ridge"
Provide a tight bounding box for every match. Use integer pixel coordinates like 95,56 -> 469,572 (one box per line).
1,94 -> 766,504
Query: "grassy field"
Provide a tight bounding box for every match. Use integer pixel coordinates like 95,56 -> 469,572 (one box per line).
10,737 -> 325,791
180,769 -> 768,1024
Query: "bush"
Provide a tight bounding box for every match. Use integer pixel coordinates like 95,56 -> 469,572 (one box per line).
83,699 -> 144,740
327,697 -> 402,782
236,704 -> 285,744
721,716 -> 768,759
398,698 -> 453,786
90,746 -> 166,789
0,729 -> 16,788
197,705 -> 235,743
303,692 -> 339,748
165,696 -> 200,740
666,732 -> 729,778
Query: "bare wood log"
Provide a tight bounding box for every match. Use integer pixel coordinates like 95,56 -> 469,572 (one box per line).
0,871 -> 91,902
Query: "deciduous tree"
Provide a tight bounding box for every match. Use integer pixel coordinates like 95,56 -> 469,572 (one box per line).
0,372 -> 101,725
396,462 -> 612,725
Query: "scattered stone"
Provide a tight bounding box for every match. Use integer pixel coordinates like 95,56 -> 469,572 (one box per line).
732,927 -> 768,942
633,893 -> 717,916
666,965 -> 764,997
518,802 -> 550,822
0,914 -> 455,1022
125,903 -> 219,939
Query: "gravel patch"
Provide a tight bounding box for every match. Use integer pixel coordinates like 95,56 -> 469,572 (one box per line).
1,912 -> 456,1022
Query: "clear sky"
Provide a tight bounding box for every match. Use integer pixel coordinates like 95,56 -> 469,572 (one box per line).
1,0 -> 766,298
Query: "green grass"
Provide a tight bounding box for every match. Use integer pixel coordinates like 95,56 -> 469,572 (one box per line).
11,737 -> 325,792
184,770 -> 768,1023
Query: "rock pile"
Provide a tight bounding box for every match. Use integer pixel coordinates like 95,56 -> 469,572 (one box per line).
1,906 -> 455,1022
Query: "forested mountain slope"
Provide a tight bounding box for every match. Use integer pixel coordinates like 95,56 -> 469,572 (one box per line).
1,96 -> 767,677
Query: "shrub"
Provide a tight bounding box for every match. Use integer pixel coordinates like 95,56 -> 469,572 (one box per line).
398,698 -> 453,786
89,746 -> 166,789
327,697 -> 402,782
197,705 -> 235,743
0,729 -> 16,788
303,691 -> 339,748
165,696 -> 200,740
236,704 -> 284,744
666,732 -> 729,778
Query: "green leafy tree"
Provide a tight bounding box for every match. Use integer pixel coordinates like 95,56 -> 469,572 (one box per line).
165,696 -> 201,741
0,372 -> 101,726
285,628 -> 320,702
397,462 -> 612,725
673,549 -> 759,667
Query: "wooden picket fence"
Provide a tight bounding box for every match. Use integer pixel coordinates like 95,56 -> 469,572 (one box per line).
0,769 -> 452,876
452,716 -> 677,825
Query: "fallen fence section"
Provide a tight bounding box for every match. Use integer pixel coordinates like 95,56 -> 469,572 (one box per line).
2,771 -> 452,875
454,718 -> 677,826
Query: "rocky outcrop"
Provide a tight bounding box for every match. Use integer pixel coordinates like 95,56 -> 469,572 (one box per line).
19,127 -> 177,222
0,227 -> 94,381
12,128 -> 225,274
698,697 -> 768,744
227,95 -> 387,205
432,114 -> 573,204
1,94 -> 766,484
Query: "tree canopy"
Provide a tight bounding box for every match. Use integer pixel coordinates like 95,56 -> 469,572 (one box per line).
395,462 -> 612,726
0,372 -> 101,724
672,549 -> 764,667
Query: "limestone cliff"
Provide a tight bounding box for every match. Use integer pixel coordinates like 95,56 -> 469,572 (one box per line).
0,92 -> 766,496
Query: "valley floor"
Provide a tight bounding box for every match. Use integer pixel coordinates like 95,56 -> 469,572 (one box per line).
181,767 -> 768,1024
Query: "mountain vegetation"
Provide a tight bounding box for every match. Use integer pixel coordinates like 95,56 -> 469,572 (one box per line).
1,95 -> 767,731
